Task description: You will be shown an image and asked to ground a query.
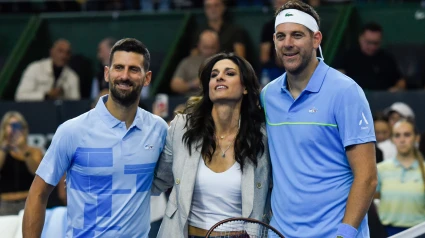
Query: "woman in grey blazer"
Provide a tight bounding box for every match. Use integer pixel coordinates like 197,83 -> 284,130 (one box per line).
152,53 -> 272,238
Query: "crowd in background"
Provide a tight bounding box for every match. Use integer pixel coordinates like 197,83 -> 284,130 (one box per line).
4,0 -> 424,13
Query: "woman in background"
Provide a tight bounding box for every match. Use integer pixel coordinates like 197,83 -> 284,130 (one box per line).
376,119 -> 425,236
0,111 -> 43,215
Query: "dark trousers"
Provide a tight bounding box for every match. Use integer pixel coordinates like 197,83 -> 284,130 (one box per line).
385,225 -> 409,236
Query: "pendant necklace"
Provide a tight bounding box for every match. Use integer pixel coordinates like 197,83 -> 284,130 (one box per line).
216,118 -> 240,158
217,139 -> 233,158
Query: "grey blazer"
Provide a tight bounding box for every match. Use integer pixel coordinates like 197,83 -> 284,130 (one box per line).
152,114 -> 272,238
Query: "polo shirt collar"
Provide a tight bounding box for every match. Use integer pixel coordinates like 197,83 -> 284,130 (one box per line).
95,95 -> 144,130
132,109 -> 144,130
281,58 -> 328,93
392,158 -> 419,169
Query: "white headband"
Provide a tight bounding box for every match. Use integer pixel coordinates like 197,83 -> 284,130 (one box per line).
274,9 -> 324,60
275,9 -> 319,32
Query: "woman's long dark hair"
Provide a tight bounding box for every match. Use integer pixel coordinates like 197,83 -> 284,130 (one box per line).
182,53 -> 265,172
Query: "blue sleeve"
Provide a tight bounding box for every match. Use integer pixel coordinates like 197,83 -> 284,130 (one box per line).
36,123 -> 75,186
334,84 -> 376,147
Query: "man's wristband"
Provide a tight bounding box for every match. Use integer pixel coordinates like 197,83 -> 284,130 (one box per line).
336,223 -> 357,238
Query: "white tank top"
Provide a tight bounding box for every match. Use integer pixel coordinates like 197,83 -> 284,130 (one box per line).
188,159 -> 243,231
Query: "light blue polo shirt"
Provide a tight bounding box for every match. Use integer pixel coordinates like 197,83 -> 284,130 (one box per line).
36,95 -> 168,238
261,59 -> 375,238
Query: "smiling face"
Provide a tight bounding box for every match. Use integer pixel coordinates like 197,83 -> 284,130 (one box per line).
274,22 -> 321,75
208,59 -> 247,104
104,51 -> 152,107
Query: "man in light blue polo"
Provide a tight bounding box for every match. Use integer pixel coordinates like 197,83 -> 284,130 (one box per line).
261,1 -> 378,238
23,38 -> 168,238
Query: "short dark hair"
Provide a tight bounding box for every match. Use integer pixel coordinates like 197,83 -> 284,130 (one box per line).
361,22 -> 383,35
109,38 -> 150,71
275,0 -> 320,28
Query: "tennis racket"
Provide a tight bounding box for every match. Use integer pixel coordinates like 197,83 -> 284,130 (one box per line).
205,217 -> 285,238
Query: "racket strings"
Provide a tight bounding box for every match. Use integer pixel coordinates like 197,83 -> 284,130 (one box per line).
208,220 -> 281,237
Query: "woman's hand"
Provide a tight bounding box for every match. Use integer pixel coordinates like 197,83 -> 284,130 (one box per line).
8,129 -> 27,152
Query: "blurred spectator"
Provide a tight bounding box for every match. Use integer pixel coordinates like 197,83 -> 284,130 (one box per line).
171,30 -> 219,95
376,119 -> 425,236
374,113 -> 391,143
140,0 -> 170,11
69,54 -> 94,99
259,0 -> 287,81
420,132 -> 425,161
44,0 -> 81,12
91,37 -> 117,99
374,112 -> 396,161
15,39 -> 80,101
307,0 -> 351,7
384,102 -> 415,128
0,111 -> 42,215
194,0 -> 248,58
335,22 -> 406,92
236,0 -> 268,6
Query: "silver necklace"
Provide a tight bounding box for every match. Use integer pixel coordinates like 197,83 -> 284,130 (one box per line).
215,118 -> 240,158
217,139 -> 233,158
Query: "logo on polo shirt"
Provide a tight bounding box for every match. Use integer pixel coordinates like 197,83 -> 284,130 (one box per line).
308,107 -> 318,113
359,112 -> 369,130
285,13 -> 293,17
144,144 -> 154,150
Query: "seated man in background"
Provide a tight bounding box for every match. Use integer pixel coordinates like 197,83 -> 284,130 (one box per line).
259,0 -> 287,80
15,39 -> 80,101
91,37 -> 117,99
335,22 -> 405,92
171,30 -> 219,95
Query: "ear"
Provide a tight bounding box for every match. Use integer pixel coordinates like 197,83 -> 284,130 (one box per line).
243,88 -> 248,95
143,71 -> 152,87
313,31 -> 322,50
104,66 -> 110,83
273,33 -> 277,50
